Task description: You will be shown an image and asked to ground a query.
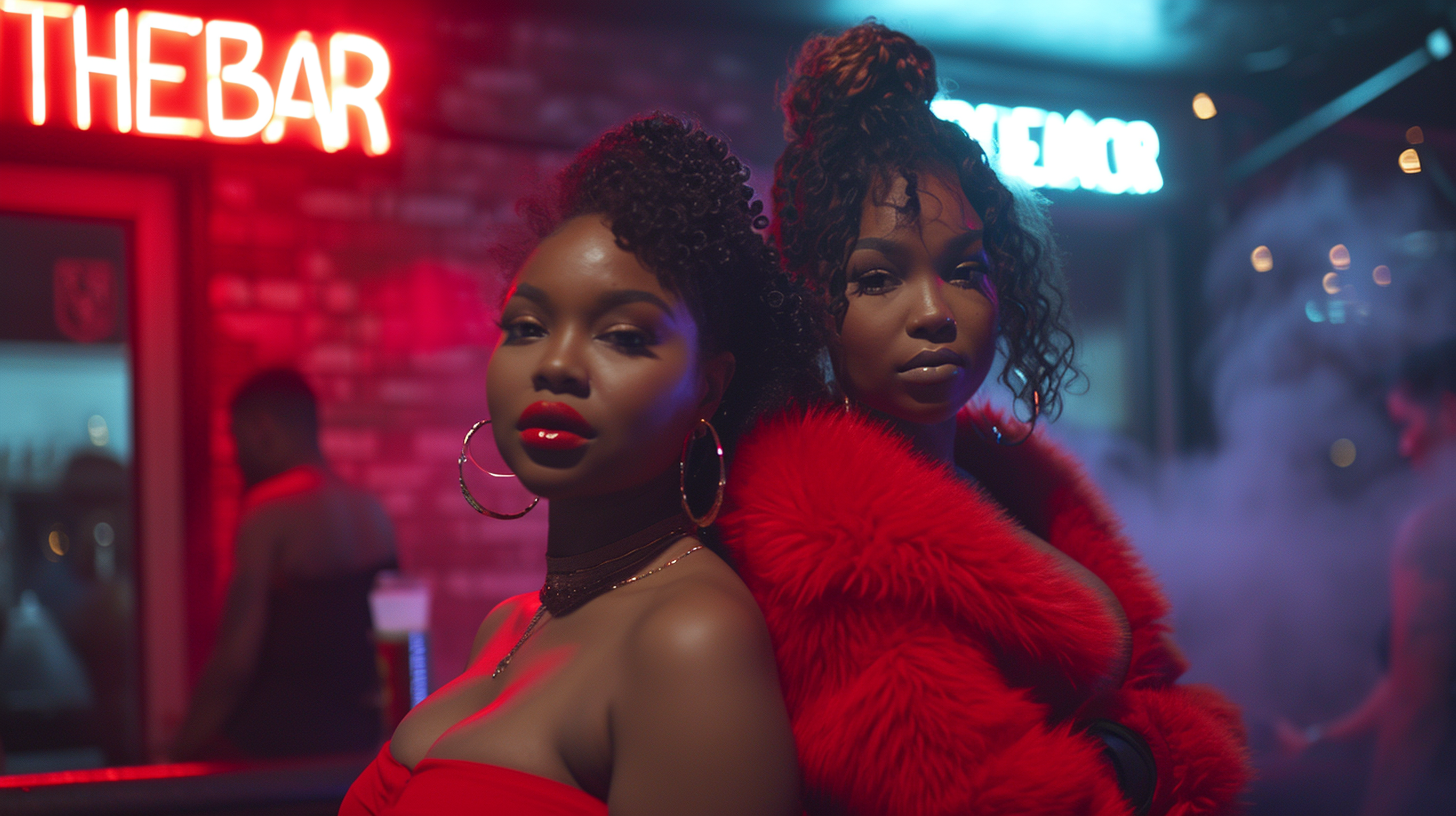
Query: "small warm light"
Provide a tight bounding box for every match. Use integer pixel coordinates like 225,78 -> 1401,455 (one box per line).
1406,126 -> 1424,144
1191,93 -> 1217,120
1322,272 -> 1341,294
1329,244 -> 1351,269
94,522 -> 115,547
1330,438 -> 1357,468
48,527 -> 70,557
1251,245 -> 1273,272
87,414 -> 109,446
1399,148 -> 1422,174
1373,265 -> 1392,286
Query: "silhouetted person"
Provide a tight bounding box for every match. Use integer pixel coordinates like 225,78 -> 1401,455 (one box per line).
1280,336 -> 1456,814
171,369 -> 396,760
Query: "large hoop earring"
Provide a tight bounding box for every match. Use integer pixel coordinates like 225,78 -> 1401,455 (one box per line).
458,420 -> 539,519
679,418 -> 726,528
972,388 -> 1041,446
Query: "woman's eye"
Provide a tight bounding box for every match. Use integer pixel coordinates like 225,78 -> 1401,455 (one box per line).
500,318 -> 545,342
851,269 -> 896,296
948,262 -> 991,293
602,328 -> 654,352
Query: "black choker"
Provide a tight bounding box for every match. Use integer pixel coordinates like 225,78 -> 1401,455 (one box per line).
540,516 -> 693,616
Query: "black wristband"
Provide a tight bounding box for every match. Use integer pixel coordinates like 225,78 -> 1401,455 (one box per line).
1085,718 -> 1156,816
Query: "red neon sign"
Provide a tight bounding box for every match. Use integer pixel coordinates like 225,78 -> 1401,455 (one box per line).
2,2 -> 391,155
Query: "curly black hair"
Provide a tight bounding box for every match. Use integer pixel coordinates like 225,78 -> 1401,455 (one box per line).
773,22 -> 1078,418
503,113 -> 825,446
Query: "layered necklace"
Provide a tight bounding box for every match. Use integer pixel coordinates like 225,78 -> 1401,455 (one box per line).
492,515 -> 699,678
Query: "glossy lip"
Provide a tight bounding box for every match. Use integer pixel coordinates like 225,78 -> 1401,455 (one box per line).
897,348 -> 968,386
898,348 -> 967,373
517,401 -> 595,450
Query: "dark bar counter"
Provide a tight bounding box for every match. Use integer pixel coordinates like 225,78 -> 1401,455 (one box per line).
0,753 -> 372,815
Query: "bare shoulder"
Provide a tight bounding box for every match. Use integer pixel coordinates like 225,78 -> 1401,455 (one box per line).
607,545 -> 800,815
469,592 -> 539,665
624,546 -> 776,678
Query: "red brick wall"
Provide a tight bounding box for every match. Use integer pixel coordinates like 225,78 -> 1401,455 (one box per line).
192,11 -> 792,683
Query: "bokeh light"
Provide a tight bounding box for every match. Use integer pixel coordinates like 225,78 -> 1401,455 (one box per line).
1322,272 -> 1341,294
1329,438 -> 1356,468
1372,265 -> 1391,286
1399,148 -> 1421,173
48,527 -> 70,557
87,414 -> 109,446
1250,245 -> 1273,272
94,522 -> 115,547
1328,244 -> 1350,269
1192,93 -> 1217,119
1406,126 -> 1424,144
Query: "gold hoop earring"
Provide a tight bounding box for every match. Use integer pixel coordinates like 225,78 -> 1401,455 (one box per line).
459,420 -> 539,519
679,418 -> 726,528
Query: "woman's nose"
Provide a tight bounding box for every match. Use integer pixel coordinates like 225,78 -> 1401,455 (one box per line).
907,280 -> 957,344
532,333 -> 589,397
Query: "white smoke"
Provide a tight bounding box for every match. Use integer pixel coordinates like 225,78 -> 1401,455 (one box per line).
1057,165 -> 1456,747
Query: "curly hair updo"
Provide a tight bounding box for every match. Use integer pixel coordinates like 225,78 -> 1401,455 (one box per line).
504,113 -> 823,446
773,21 -> 1077,418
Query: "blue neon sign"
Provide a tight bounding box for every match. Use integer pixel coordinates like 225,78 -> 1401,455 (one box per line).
931,99 -> 1164,195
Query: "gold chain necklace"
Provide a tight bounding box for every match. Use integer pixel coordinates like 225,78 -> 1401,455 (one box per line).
491,543 -> 703,678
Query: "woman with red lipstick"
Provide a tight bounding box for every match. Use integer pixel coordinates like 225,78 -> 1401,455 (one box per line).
341,115 -> 812,815
715,22 -> 1249,816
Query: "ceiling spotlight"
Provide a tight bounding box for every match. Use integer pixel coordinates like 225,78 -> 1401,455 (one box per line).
1251,245 -> 1273,272
1192,93 -> 1217,120
1399,148 -> 1422,173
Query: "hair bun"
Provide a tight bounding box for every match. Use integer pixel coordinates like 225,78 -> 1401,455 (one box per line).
782,21 -> 938,141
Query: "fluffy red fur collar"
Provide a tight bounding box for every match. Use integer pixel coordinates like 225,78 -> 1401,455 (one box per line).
719,405 -> 1248,816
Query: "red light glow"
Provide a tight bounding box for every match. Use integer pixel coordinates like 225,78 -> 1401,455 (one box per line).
262,32 -> 335,150
3,3 -> 391,154
136,10 -> 203,137
205,20 -> 271,138
72,6 -> 132,131
2,0 -> 76,124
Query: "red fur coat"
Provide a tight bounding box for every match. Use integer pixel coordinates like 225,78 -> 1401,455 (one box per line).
717,406 -> 1248,816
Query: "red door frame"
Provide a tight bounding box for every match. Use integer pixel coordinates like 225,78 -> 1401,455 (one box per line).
0,163 -> 186,762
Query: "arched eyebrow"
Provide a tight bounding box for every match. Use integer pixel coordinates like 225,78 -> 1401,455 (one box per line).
596,288 -> 672,314
504,282 -> 672,317
851,229 -> 984,262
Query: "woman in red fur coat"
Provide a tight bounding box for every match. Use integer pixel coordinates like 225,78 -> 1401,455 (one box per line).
715,22 -> 1249,816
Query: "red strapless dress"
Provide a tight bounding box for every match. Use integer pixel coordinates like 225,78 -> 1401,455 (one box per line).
339,743 -> 608,816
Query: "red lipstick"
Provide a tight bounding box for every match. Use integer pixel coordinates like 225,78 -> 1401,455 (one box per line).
517,402 -> 594,450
